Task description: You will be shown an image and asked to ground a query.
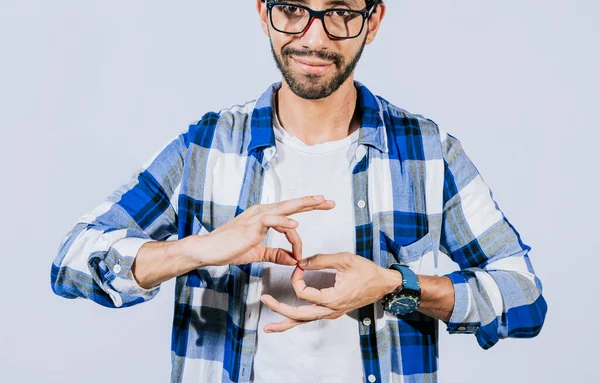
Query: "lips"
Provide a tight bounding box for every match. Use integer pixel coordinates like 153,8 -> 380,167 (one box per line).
291,57 -> 334,75
293,57 -> 333,66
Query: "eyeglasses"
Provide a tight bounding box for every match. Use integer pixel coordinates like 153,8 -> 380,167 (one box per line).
265,1 -> 378,40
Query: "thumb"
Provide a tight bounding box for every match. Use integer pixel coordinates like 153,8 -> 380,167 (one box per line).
297,253 -> 348,271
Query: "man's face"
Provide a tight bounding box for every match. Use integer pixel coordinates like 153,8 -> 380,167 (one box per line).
260,0 -> 383,100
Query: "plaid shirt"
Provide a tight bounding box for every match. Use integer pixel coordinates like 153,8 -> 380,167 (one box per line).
51,81 -> 547,382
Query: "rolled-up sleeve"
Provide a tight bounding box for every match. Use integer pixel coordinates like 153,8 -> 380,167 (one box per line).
439,131 -> 547,349
51,131 -> 188,308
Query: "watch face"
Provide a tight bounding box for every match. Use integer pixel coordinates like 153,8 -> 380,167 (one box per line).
389,297 -> 418,315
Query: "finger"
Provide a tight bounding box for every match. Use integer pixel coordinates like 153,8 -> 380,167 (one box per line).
297,253 -> 351,271
258,246 -> 298,266
293,200 -> 336,214
284,228 -> 302,261
269,195 -> 336,216
260,215 -> 299,231
260,294 -> 335,321
291,266 -> 336,305
267,226 -> 302,261
245,198 -> 335,219
264,318 -> 305,333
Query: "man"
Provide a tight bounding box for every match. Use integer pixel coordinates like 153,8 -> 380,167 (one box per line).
51,0 -> 547,382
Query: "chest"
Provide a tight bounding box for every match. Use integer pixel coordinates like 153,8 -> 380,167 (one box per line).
178,142 -> 444,275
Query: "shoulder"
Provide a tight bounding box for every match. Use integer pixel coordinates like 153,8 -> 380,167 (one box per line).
375,95 -> 457,158
376,95 -> 445,139
378,96 -> 470,165
183,99 -> 258,153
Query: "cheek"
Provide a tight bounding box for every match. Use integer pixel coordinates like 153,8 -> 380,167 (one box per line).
275,35 -> 297,54
334,43 -> 360,63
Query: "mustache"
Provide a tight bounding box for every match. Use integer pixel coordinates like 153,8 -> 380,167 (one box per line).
281,47 -> 343,67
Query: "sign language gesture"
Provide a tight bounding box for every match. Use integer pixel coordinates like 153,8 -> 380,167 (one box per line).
260,252 -> 403,332
199,195 -> 335,267
131,195 -> 335,291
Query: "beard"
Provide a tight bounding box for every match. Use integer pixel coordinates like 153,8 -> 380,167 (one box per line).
270,35 -> 367,100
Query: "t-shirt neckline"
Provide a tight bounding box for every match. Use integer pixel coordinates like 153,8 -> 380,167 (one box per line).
272,100 -> 360,155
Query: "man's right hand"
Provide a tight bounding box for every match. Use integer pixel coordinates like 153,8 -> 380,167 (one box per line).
185,195 -> 335,267
132,195 -> 335,290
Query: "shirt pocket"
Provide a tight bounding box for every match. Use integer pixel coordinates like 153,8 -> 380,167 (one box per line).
380,230 -> 434,266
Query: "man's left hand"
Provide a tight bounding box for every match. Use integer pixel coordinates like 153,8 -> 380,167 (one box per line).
260,252 -> 403,333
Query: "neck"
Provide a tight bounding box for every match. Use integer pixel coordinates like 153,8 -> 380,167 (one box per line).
275,77 -> 361,145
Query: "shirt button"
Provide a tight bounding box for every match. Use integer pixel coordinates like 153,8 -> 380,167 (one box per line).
368,374 -> 376,382
362,318 -> 372,326
457,326 -> 466,331
357,200 -> 366,209
113,264 -> 122,274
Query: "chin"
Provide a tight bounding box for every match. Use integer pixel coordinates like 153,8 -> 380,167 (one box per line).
283,74 -> 336,99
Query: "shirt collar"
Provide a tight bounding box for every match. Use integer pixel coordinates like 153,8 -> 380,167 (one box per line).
248,81 -> 388,154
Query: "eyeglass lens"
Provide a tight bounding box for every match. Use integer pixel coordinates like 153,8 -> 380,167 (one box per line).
271,4 -> 365,38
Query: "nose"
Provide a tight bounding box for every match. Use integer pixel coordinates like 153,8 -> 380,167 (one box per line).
299,16 -> 329,50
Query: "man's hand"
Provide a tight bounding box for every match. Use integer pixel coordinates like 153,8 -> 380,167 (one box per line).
187,195 -> 335,267
132,195 -> 335,290
260,252 -> 403,332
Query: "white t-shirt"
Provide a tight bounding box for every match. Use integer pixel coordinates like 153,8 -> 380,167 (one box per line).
252,110 -> 364,383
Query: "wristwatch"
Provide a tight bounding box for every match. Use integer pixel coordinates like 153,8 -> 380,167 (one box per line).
382,264 -> 421,315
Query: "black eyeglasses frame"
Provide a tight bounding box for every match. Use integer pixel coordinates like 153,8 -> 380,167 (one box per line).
265,1 -> 379,40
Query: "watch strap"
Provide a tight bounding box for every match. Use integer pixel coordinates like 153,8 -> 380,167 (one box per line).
389,264 -> 419,292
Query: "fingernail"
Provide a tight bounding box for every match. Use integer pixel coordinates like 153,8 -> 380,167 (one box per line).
298,259 -> 307,267
313,195 -> 324,201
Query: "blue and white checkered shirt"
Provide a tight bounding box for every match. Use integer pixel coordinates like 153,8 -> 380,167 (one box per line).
51,81 -> 547,382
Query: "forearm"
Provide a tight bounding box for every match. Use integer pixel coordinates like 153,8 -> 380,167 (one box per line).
417,275 -> 454,322
131,235 -> 206,290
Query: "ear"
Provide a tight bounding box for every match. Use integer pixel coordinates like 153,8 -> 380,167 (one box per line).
257,0 -> 270,36
365,2 -> 386,45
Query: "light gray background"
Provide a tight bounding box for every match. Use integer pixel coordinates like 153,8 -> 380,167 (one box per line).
1,0 -> 598,382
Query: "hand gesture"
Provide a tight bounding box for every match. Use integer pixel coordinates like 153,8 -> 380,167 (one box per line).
199,195 -> 335,267
260,252 -> 402,332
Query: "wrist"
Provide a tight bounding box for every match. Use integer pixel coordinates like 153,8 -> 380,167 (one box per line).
381,265 -> 422,315
381,267 -> 404,296
170,235 -> 210,269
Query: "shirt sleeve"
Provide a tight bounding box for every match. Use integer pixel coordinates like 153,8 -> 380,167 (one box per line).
50,131 -> 188,308
439,131 -> 547,349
